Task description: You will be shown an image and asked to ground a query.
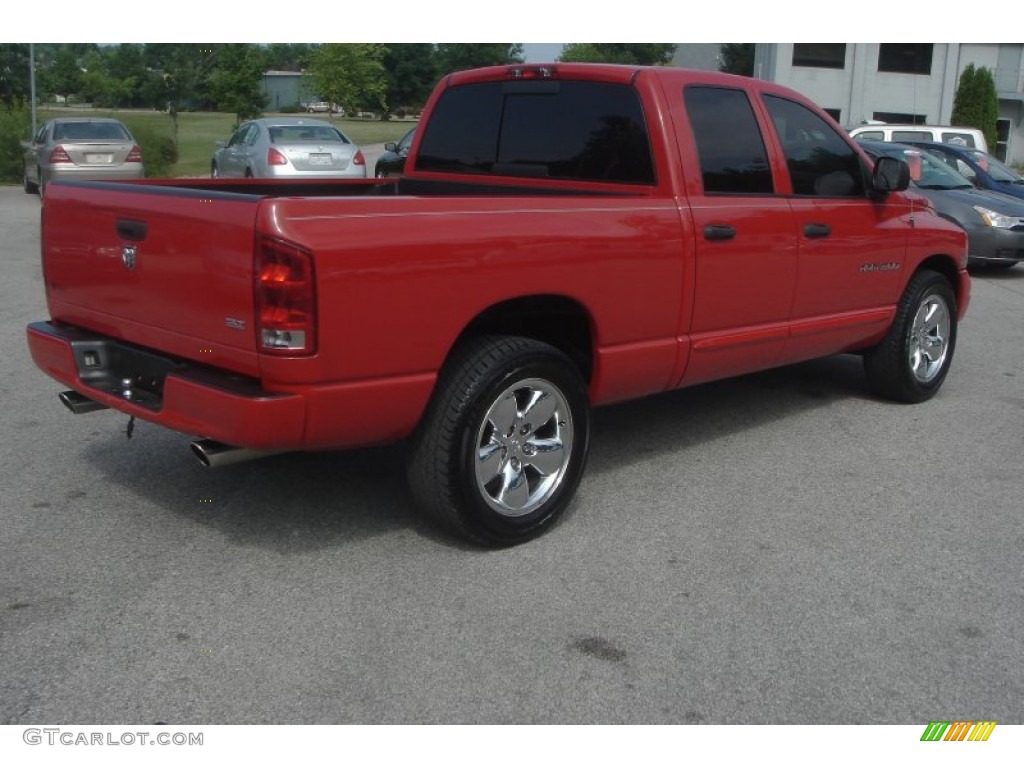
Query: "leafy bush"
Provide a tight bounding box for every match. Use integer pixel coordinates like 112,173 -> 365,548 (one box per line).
0,106 -> 32,184
122,119 -> 178,178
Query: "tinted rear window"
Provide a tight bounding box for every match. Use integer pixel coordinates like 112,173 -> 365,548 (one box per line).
53,122 -> 130,141
270,125 -> 347,143
416,80 -> 655,185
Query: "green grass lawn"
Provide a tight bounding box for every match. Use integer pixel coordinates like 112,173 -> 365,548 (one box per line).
38,108 -> 416,178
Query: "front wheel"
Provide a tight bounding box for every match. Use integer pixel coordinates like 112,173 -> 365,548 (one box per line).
864,269 -> 957,403
407,336 -> 590,546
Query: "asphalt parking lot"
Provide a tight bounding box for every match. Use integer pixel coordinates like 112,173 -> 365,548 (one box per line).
0,185 -> 1021,725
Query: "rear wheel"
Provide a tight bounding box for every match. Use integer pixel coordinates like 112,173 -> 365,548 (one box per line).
23,165 -> 38,194
864,269 -> 957,403
407,336 -> 590,546
244,168 -> 253,178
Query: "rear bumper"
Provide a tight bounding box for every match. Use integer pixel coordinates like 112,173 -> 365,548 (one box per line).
45,165 -> 145,185
26,321 -> 436,452
27,321 -> 306,450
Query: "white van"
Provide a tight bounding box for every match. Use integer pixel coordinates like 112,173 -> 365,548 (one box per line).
849,124 -> 988,153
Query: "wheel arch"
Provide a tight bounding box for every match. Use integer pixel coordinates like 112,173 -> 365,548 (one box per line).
450,295 -> 595,384
914,253 -> 964,308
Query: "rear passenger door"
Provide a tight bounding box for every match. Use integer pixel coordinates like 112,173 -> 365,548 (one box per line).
761,95 -> 909,360
676,85 -> 799,387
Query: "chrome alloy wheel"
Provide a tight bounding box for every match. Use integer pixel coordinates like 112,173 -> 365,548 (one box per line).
908,293 -> 951,383
474,378 -> 573,518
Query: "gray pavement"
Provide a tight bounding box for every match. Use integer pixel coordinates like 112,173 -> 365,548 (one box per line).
0,185 -> 1021,724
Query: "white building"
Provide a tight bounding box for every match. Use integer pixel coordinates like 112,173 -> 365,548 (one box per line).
753,44 -> 1024,164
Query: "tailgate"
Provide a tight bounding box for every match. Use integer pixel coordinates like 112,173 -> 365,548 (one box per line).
42,181 -> 263,377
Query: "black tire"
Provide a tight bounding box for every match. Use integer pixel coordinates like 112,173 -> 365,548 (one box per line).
407,336 -> 590,546
23,165 -> 38,194
244,168 -> 253,178
37,167 -> 45,198
864,269 -> 957,403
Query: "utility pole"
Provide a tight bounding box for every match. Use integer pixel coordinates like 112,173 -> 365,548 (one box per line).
29,43 -> 37,136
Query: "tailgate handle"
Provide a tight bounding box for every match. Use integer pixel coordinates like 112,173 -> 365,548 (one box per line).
116,219 -> 148,242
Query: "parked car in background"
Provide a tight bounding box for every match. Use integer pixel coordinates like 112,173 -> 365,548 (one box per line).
304,102 -> 340,114
211,118 -> 366,179
374,128 -> 415,178
903,141 -> 1024,202
849,123 -> 988,152
860,140 -> 1024,269
22,118 -> 144,196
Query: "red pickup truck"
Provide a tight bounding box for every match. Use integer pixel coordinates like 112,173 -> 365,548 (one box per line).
27,64 -> 970,545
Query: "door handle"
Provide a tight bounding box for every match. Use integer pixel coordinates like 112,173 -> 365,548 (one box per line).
116,219 -> 148,242
803,223 -> 831,239
703,224 -> 736,241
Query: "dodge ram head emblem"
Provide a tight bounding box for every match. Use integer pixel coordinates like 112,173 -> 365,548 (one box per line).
122,244 -> 137,270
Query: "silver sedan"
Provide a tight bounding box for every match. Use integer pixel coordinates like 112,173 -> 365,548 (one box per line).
211,118 -> 366,179
22,118 -> 145,196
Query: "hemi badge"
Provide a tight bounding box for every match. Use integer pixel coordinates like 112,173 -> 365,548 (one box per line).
225,317 -> 246,330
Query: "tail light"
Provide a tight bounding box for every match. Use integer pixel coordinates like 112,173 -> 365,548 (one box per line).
352,150 -> 365,167
126,145 -> 143,163
254,236 -> 316,356
267,147 -> 289,166
49,145 -> 71,163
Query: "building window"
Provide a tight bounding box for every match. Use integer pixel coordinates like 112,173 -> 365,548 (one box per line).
878,44 -> 933,75
872,112 -> 927,124
792,44 -> 846,69
823,108 -> 841,123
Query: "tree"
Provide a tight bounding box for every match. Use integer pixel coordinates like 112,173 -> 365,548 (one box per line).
265,44 -> 314,72
207,44 -> 268,123
42,47 -> 82,102
307,44 -> 388,115
719,44 -> 754,76
0,44 -> 31,106
436,44 -> 524,73
558,44 -> 676,66
383,44 -> 440,116
143,44 -> 220,143
951,63 -> 999,152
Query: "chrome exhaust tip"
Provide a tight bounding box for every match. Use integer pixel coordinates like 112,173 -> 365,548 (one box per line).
59,390 -> 109,415
189,439 -> 283,468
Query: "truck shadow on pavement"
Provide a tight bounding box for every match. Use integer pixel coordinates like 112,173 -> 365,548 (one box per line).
79,352 -> 875,552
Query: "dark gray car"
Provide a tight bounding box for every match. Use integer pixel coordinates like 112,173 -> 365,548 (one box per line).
860,140 -> 1024,269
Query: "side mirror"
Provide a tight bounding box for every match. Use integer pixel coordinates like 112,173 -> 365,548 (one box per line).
384,142 -> 397,152
872,156 -> 910,194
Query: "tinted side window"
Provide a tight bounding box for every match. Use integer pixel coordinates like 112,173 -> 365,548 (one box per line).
416,83 -> 504,174
764,95 -> 865,197
417,81 -> 655,185
683,86 -> 773,194
940,132 -> 976,148
892,130 -> 933,143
